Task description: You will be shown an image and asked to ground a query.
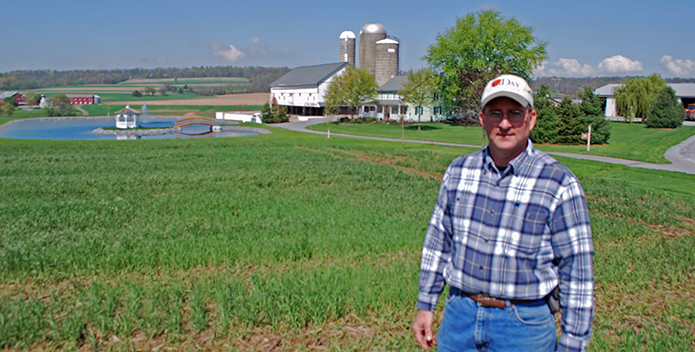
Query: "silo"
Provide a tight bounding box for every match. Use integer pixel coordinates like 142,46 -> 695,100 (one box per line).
375,37 -> 399,86
339,31 -> 356,66
359,22 -> 387,77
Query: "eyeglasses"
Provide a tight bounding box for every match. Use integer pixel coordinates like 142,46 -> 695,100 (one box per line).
485,109 -> 527,123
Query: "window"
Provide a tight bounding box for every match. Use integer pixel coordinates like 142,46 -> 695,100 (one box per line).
434,106 -> 442,115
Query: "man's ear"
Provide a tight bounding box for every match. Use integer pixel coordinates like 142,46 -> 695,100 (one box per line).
478,110 -> 485,129
528,109 -> 537,131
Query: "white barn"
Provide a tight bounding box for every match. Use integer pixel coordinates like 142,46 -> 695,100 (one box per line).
269,62 -> 349,119
595,83 -> 695,118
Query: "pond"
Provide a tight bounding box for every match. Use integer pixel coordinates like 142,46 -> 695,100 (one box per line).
0,117 -> 265,140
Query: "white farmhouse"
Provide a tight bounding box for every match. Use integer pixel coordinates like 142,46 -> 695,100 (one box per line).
361,76 -> 443,122
269,62 -> 349,120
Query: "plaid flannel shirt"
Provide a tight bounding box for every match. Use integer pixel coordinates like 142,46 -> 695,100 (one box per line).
417,141 -> 594,352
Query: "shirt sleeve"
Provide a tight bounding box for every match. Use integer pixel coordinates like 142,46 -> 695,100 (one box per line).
550,178 -> 594,352
416,166 -> 453,311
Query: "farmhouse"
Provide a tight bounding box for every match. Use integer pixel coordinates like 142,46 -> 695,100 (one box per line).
0,91 -> 26,105
66,94 -> 101,105
269,62 -> 349,118
360,76 -> 443,122
595,83 -> 695,117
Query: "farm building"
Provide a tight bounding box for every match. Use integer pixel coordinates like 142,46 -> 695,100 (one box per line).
360,76 -> 443,122
0,91 -> 26,105
595,83 -> 695,117
269,62 -> 349,118
66,94 -> 101,105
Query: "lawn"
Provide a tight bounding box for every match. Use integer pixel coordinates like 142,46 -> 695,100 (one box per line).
308,121 -> 695,164
0,126 -> 693,351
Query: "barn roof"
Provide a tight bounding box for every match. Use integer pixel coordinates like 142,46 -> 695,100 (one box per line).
0,91 -> 20,99
270,62 -> 348,89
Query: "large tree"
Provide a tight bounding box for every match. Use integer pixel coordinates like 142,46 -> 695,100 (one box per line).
398,68 -> 440,131
645,86 -> 685,128
614,74 -> 667,123
529,85 -> 559,144
425,9 -> 547,116
324,65 -> 378,119
578,86 -> 611,144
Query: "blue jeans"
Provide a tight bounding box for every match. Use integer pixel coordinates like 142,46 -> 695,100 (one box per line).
437,288 -> 556,352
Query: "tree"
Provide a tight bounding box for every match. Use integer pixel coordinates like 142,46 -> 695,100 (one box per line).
132,90 -> 142,97
323,83 -> 343,140
159,86 -> 167,96
145,86 -> 155,96
45,93 -> 75,117
556,96 -> 584,144
578,86 -> 611,144
645,86 -> 685,128
260,102 -> 289,123
614,74 -> 667,122
425,9 -> 547,116
2,102 -> 15,116
398,68 -> 439,131
324,65 -> 378,119
529,85 -> 559,144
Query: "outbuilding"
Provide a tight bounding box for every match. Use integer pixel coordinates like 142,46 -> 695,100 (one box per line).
595,83 -> 695,118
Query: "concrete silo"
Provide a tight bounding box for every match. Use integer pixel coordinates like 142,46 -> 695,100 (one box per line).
375,37 -> 399,86
358,22 -> 387,77
339,31 -> 356,66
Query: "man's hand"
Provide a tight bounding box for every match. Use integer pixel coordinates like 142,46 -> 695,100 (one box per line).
412,309 -> 436,350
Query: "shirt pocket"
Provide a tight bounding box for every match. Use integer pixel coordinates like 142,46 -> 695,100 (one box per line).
512,204 -> 550,257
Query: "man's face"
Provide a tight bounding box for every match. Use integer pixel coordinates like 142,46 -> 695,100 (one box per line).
479,97 -> 537,159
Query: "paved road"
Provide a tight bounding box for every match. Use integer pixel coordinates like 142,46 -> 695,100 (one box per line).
275,119 -> 695,175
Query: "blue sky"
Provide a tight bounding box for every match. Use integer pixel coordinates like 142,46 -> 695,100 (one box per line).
2,0 -> 693,78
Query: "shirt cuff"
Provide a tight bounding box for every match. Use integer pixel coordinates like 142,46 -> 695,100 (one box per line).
557,331 -> 591,352
416,292 -> 439,311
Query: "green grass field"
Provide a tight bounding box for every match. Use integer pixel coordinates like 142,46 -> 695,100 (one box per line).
308,121 -> 695,164
0,125 -> 694,351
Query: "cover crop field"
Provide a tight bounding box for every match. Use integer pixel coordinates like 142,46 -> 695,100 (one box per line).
0,126 -> 693,351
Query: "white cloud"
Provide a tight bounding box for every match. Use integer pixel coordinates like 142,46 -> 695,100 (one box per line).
211,41 -> 246,62
534,55 -> 643,77
155,56 -> 169,65
249,37 -> 260,44
659,55 -> 695,77
596,55 -> 643,73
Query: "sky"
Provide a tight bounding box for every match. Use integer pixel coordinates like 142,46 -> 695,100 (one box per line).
1,0 -> 694,78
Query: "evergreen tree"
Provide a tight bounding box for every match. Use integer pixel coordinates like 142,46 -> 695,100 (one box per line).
556,95 -> 584,144
578,86 -> 611,144
645,86 -> 685,128
529,85 -> 559,144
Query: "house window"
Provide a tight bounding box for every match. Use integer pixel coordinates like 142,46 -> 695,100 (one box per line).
434,106 -> 442,115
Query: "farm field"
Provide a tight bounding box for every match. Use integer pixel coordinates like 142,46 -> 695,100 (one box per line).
0,126 -> 694,351
308,121 -> 695,164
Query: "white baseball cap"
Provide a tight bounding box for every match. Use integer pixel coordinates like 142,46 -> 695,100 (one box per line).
480,74 -> 534,109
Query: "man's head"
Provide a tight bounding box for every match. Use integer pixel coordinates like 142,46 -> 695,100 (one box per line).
478,74 -> 537,166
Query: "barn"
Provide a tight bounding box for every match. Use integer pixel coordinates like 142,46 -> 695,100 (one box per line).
66,94 -> 101,105
595,83 -> 695,118
0,91 -> 26,105
269,62 -> 349,118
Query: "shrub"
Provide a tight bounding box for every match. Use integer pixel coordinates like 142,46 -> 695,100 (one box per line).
578,86 -> 611,144
365,118 -> 375,123
260,103 -> 289,123
645,86 -> 685,129
556,96 -> 584,144
132,90 -> 142,97
338,117 -> 350,123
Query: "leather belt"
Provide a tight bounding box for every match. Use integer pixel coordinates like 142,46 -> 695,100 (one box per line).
450,286 -> 545,309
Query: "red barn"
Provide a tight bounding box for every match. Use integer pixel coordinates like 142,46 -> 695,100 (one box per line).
0,91 -> 26,105
66,94 -> 101,105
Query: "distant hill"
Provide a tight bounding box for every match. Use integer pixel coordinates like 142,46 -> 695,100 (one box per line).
0,66 -> 291,93
532,76 -> 695,97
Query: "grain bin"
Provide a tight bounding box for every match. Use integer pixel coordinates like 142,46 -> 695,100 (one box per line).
375,37 -> 399,86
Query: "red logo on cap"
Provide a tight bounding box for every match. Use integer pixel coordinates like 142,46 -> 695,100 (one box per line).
491,79 -> 502,87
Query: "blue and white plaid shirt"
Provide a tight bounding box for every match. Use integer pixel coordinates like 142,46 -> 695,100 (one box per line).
417,141 -> 594,352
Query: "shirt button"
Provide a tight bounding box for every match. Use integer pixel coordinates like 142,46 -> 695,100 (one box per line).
490,210 -> 495,214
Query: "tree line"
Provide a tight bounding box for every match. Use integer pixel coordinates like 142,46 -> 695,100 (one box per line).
0,66 -> 290,92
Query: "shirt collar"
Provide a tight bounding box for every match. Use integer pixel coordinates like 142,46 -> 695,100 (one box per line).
483,139 -> 535,176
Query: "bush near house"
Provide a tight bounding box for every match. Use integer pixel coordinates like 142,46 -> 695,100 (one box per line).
645,86 -> 686,129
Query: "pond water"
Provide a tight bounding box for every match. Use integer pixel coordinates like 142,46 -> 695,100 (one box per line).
0,117 -> 261,140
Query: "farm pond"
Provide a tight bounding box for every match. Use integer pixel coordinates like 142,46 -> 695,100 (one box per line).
0,116 -> 267,140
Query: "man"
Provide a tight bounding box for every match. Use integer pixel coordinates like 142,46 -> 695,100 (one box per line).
412,74 -> 594,352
